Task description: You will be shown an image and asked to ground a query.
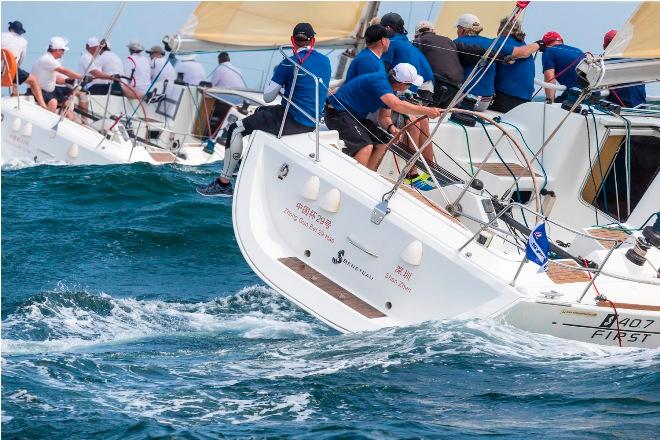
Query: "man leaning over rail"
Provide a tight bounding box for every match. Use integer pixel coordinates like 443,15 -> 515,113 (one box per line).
325,63 -> 441,172
197,23 -> 331,197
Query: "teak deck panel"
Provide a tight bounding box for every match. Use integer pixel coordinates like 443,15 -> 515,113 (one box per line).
586,228 -> 629,248
397,183 -> 463,226
148,151 -> 177,163
278,257 -> 386,319
475,162 -> 541,178
596,301 -> 660,312
547,259 -> 591,284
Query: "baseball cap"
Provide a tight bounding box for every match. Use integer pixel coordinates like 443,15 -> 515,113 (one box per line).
392,63 -> 423,87
8,21 -> 26,35
364,24 -> 394,44
603,29 -> 617,48
292,23 -> 315,40
381,12 -> 406,34
415,20 -> 435,37
456,13 -> 481,30
100,39 -> 111,49
146,45 -> 165,55
86,37 -> 100,48
127,39 -> 144,51
542,31 -> 563,46
49,36 -> 70,51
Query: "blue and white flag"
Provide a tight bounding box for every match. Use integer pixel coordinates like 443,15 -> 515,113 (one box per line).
526,222 -> 549,273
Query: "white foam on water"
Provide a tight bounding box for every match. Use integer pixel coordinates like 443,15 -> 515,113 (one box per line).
1,285 -> 320,354
1,158 -> 67,170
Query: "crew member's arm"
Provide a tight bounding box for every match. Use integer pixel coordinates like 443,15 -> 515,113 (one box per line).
380,93 -> 441,118
544,68 -> 556,102
377,108 -> 399,135
510,41 -> 543,59
263,80 -> 282,103
456,42 -> 514,65
55,66 -> 82,80
263,59 -> 290,103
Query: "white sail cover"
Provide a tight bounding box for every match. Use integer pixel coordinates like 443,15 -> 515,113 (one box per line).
168,1 -> 367,52
434,1 -> 521,37
604,2 -> 660,59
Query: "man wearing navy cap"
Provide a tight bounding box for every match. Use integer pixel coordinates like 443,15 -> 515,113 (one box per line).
197,23 -> 332,197
345,24 -> 393,82
1,20 -> 47,108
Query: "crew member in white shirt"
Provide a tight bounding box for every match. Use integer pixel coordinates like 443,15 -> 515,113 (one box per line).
146,45 -> 176,83
124,39 -> 151,94
211,52 -> 246,89
174,54 -> 206,85
30,36 -> 82,116
1,20 -> 47,108
87,39 -> 141,99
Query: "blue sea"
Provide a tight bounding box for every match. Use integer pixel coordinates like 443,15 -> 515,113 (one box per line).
2,163 -> 659,439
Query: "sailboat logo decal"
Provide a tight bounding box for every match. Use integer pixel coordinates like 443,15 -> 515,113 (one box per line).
332,250 -> 345,264
600,314 -> 616,328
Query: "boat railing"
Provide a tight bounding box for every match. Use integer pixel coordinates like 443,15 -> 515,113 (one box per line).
276,46 -> 321,162
456,201 -> 626,300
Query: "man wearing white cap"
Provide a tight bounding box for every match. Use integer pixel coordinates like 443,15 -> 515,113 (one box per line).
174,54 -> 206,86
325,63 -> 440,171
455,13 -> 541,111
146,45 -> 176,83
124,39 -> 151,94
30,36 -> 82,114
87,40 -> 141,99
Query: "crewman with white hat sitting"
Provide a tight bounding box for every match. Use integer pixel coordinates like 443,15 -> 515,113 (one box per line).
124,39 -> 151,94
174,54 -> 206,86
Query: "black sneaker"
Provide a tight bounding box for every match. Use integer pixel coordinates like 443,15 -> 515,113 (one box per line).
196,179 -> 233,197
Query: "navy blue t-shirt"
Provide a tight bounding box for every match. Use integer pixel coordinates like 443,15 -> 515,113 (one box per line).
272,49 -> 332,127
608,83 -> 647,108
494,37 -> 535,100
329,72 -> 393,119
345,48 -> 385,82
455,35 -> 512,97
541,44 -> 584,89
382,33 -> 433,82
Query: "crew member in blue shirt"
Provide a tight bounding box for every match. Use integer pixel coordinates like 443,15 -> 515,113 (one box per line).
197,23 -> 331,197
455,13 -> 542,112
602,29 -> 646,108
325,63 -> 440,172
491,17 -> 540,112
541,31 -> 584,102
380,12 -> 436,173
345,24 -> 393,82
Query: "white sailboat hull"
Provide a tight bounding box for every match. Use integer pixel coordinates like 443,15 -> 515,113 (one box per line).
233,130 -> 660,348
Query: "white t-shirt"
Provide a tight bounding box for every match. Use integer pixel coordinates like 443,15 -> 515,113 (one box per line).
175,60 -> 206,85
124,53 -> 151,93
31,52 -> 61,92
1,31 -> 28,66
151,57 -> 177,82
211,62 -> 246,89
92,50 -> 124,84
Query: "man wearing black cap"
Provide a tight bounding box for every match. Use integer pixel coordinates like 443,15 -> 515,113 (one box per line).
197,23 -> 331,197
345,24 -> 393,83
1,20 -> 47,108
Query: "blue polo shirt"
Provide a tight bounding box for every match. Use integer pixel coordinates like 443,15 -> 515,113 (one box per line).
329,72 -> 393,119
345,48 -> 385,82
608,83 -> 646,108
541,44 -> 584,89
494,37 -> 535,100
382,33 -> 433,82
272,49 -> 332,127
455,35 -> 511,97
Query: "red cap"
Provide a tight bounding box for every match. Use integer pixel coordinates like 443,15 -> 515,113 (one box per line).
603,29 -> 617,48
542,31 -> 563,46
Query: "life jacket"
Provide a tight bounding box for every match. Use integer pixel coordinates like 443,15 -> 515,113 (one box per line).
1,48 -> 18,87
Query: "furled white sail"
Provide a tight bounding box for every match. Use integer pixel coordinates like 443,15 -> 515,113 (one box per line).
434,1 -> 521,38
604,2 -> 660,59
164,1 -> 367,53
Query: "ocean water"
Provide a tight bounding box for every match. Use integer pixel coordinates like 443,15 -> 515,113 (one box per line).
2,163 -> 659,439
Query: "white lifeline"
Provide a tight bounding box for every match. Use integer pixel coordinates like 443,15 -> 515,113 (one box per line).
231,119 -> 660,349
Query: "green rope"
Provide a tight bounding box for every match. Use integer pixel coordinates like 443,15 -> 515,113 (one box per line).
498,120 -> 548,192
449,119 -> 473,174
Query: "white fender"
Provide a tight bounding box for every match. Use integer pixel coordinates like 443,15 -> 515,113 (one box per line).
301,175 -> 320,200
320,188 -> 341,213
401,240 -> 423,266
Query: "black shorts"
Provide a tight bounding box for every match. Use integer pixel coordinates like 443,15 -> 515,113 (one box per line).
242,104 -> 313,137
324,106 -> 388,157
490,91 -> 529,113
88,82 -> 123,96
26,87 -> 61,105
16,68 -> 29,85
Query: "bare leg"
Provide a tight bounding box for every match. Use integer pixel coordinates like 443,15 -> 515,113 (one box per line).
47,99 -> 58,113
367,143 -> 387,171
353,144 -> 373,168
120,84 -> 143,100
417,118 -> 435,165
24,75 -> 48,108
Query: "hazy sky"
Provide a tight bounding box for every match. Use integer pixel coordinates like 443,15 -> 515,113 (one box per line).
2,1 -> 655,93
